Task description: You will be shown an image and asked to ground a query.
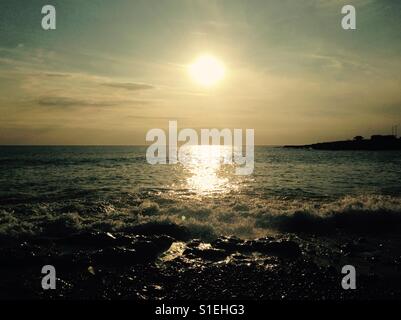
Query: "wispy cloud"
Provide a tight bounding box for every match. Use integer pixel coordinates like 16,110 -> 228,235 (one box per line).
102,82 -> 154,91
36,96 -> 114,108
35,96 -> 149,108
43,72 -> 71,78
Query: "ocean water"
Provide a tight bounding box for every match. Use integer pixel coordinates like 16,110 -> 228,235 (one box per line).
1,146 -> 401,240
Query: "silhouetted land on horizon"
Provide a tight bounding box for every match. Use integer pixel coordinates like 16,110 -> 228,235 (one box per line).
284,135 -> 401,151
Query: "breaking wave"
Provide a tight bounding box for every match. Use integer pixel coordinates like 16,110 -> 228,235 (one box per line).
1,194 -> 401,241
254,195 -> 401,234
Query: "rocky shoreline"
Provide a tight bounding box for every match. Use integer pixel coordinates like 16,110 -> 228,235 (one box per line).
283,135 -> 401,151
1,226 -> 401,300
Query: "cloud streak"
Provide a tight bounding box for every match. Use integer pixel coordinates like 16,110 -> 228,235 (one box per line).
102,82 -> 154,91
36,96 -> 116,108
35,96 -> 149,108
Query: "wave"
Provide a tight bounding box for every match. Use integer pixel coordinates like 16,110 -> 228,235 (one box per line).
254,195 -> 401,234
1,194 -> 401,240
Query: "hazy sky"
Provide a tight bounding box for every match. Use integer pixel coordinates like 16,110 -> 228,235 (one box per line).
0,0 -> 400,145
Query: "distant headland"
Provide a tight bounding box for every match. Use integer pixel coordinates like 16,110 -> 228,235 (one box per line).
284,135 -> 401,150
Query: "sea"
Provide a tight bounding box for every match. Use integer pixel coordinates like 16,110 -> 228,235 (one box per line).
1,145 -> 401,240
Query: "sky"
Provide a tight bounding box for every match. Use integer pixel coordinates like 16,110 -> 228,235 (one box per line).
0,0 -> 400,145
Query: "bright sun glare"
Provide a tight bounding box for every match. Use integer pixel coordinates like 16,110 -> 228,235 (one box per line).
188,54 -> 225,87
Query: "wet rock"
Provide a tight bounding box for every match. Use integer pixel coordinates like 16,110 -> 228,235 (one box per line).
149,235 -> 175,251
249,239 -> 302,258
212,236 -> 242,253
87,266 -> 96,275
43,251 -> 91,270
122,222 -> 190,241
184,247 -> 228,262
231,253 -> 247,260
187,239 -> 202,248
54,232 -> 117,247
92,247 -> 142,265
90,235 -> 174,265
130,235 -> 174,258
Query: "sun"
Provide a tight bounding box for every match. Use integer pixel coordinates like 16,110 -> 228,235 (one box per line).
188,54 -> 225,87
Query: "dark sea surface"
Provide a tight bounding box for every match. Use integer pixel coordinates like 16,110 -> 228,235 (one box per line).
1,145 -> 401,240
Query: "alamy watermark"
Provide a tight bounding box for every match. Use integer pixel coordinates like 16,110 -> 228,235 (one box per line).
341,5 -> 356,30
341,265 -> 356,290
41,5 -> 56,30
146,121 -> 254,175
40,4 -> 356,31
41,265 -> 56,290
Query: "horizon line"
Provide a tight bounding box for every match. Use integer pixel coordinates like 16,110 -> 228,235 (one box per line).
0,144 -> 283,147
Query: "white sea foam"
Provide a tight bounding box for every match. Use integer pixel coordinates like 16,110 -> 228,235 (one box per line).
2,194 -> 401,240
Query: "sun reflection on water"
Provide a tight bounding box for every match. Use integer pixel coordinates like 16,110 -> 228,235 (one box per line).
180,145 -> 238,195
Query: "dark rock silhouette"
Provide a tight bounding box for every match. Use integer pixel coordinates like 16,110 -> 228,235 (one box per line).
284,135 -> 401,150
